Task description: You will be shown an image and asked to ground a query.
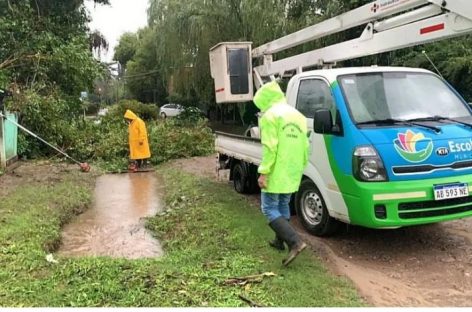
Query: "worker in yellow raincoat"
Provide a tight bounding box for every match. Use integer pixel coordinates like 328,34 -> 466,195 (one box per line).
124,109 -> 151,171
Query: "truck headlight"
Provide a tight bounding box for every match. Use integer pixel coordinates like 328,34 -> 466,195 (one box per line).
353,146 -> 387,182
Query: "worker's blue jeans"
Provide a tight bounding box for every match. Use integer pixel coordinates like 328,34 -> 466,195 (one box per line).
261,192 -> 292,222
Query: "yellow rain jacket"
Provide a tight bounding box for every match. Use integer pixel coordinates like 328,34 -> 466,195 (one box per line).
254,81 -> 309,194
124,110 -> 151,160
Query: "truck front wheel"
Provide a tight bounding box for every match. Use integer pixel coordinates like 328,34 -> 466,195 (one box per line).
295,179 -> 340,236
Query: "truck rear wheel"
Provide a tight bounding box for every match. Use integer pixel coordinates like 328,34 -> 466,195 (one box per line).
233,162 -> 250,194
232,162 -> 259,194
295,179 -> 340,236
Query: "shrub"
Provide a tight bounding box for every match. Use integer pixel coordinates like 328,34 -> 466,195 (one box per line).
107,99 -> 158,121
8,88 -> 85,159
148,119 -> 214,164
175,106 -> 206,126
11,94 -> 215,171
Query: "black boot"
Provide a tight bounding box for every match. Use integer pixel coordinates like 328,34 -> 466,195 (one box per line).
269,216 -> 307,266
269,235 -> 285,251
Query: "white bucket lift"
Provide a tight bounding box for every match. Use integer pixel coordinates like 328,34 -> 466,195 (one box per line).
209,42 -> 253,104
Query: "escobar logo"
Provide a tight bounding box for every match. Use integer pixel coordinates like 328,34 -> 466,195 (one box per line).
448,139 -> 472,160
394,130 -> 433,163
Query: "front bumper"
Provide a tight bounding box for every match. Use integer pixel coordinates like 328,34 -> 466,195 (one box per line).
343,175 -> 472,228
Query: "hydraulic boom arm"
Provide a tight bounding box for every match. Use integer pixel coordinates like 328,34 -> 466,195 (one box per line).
254,0 -> 472,79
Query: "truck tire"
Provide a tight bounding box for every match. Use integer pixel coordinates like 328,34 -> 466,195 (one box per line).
233,162 -> 250,194
247,164 -> 260,194
295,179 -> 340,236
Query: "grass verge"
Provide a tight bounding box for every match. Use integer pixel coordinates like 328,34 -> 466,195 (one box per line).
0,164 -> 364,307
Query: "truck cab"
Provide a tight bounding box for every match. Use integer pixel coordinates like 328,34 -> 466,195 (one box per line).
284,66 -> 472,235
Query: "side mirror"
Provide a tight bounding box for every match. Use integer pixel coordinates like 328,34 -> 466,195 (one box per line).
313,109 -> 333,134
314,109 -> 340,135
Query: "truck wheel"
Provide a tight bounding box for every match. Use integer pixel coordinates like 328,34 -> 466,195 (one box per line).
295,179 -> 340,236
247,164 -> 260,194
233,162 -> 250,194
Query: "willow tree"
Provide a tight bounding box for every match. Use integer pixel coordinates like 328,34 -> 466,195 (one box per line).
125,0 -> 472,111
144,0 -> 327,114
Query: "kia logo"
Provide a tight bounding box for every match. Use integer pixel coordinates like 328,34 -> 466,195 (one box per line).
436,147 -> 449,156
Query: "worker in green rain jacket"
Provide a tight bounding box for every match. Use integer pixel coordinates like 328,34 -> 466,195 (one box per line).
254,81 -> 309,267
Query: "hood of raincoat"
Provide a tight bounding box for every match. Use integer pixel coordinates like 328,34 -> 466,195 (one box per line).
124,109 -> 138,120
253,81 -> 286,113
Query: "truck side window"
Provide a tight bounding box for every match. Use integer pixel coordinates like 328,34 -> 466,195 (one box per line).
296,79 -> 335,121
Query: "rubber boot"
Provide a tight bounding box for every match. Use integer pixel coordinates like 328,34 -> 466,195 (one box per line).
269,235 -> 285,251
269,218 -> 290,251
269,216 -> 307,266
128,162 -> 138,173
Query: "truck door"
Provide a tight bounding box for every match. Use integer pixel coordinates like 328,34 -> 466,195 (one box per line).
295,77 -> 350,224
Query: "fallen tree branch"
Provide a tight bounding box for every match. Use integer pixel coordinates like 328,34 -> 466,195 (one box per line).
224,272 -> 276,286
0,53 -> 46,70
238,294 -> 265,307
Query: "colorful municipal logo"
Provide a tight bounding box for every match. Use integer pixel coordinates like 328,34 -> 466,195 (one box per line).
394,130 -> 433,163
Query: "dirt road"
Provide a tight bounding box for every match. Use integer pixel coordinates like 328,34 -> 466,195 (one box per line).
171,155 -> 472,307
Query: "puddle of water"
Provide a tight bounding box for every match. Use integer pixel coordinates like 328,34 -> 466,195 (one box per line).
58,173 -> 164,259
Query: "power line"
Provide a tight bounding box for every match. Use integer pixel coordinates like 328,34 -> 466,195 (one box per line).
122,69 -> 161,79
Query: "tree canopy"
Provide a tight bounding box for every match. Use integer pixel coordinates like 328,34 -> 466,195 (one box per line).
0,0 -> 109,96
115,0 -> 472,106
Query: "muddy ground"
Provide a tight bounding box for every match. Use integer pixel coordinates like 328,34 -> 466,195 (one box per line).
0,161 -> 79,197
171,155 -> 472,307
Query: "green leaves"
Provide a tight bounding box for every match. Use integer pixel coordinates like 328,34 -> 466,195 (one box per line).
0,0 -> 106,95
114,33 -> 139,69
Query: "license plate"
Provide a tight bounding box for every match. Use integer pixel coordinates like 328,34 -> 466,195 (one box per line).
433,183 -> 469,201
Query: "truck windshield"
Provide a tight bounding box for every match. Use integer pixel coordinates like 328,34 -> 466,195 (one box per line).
338,72 -> 471,124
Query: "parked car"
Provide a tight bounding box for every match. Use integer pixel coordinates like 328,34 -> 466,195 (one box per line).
159,103 -> 184,118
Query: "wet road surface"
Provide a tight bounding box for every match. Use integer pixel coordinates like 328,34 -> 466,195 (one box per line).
58,173 -> 163,259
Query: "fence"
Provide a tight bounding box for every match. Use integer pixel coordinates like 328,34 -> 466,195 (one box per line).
0,111 -> 18,169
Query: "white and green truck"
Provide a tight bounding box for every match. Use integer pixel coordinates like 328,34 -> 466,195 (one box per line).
210,0 -> 472,236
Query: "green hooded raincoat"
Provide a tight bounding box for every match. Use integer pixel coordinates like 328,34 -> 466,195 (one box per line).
253,81 -> 309,194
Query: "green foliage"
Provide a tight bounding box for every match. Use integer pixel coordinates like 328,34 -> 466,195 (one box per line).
391,37 -> 472,102
175,107 -> 206,126
114,32 -> 139,68
107,99 -> 159,121
84,101 -> 100,115
149,119 -> 214,164
11,96 -> 214,172
122,28 -> 168,104
7,88 -> 86,158
0,0 -> 109,161
95,114 -> 214,170
0,1 -> 106,94
114,0 -> 472,110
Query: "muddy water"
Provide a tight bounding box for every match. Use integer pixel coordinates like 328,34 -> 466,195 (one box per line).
58,173 -> 163,259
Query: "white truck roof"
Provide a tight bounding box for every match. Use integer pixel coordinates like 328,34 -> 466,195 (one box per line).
292,66 -> 433,83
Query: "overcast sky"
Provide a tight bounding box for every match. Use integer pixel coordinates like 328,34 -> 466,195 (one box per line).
85,0 -> 149,62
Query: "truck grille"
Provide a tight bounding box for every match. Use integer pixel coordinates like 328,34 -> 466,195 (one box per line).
398,196 -> 472,219
392,160 -> 472,175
